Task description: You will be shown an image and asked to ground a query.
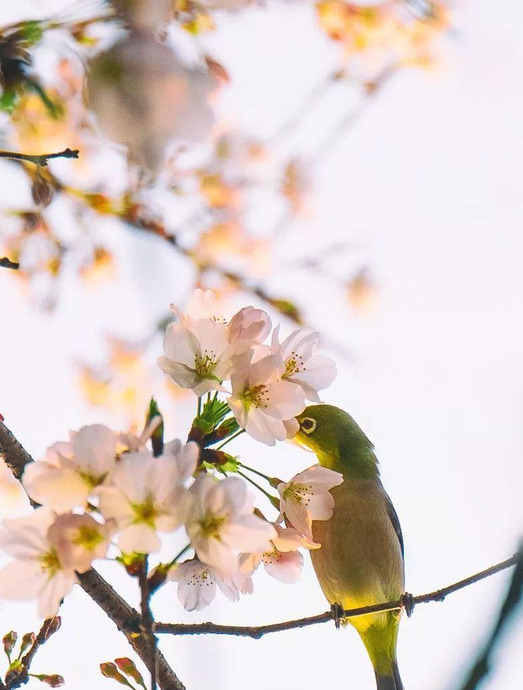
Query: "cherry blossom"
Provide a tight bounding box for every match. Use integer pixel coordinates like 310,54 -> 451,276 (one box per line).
158,318 -> 236,396
277,465 -> 343,538
170,558 -> 242,611
271,326 -> 336,402
47,514 -> 113,573
97,443 -> 197,553
22,425 -> 117,513
240,525 -> 319,584
227,306 -> 271,345
0,509 -> 78,617
228,352 -> 306,445
185,474 -> 276,577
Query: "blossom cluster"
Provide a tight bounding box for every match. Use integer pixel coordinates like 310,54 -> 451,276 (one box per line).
0,293 -> 342,616
159,289 -> 336,445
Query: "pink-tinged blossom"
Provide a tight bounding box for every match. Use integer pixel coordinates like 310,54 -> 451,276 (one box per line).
169,558 -> 243,611
22,425 -> 117,513
240,525 -> 319,584
158,318 -> 237,396
277,465 -> 344,538
185,474 -> 276,577
0,508 -> 77,617
271,327 -> 336,402
97,443 -> 197,553
227,307 -> 271,345
47,514 -> 113,573
228,353 -> 306,445
171,289 -> 226,326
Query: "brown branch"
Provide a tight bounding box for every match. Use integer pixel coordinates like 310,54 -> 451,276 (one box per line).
0,148 -> 79,167
138,558 -> 158,690
0,257 -> 19,270
154,554 -> 520,640
0,422 -> 186,690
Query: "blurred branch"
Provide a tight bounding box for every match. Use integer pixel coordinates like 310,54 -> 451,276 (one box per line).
0,257 -> 19,270
155,553 -> 519,639
0,148 -> 79,167
456,546 -> 523,690
0,422 -> 186,690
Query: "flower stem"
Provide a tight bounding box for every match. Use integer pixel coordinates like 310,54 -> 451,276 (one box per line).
237,462 -> 275,484
166,544 -> 192,571
197,396 -> 202,417
236,469 -> 280,509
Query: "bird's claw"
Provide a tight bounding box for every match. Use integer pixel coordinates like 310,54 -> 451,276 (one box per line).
401,592 -> 415,617
331,602 -> 345,629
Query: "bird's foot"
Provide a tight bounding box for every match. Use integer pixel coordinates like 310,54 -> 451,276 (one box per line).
401,592 -> 415,618
331,602 -> 345,629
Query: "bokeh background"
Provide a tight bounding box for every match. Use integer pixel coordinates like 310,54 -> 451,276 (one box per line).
0,1 -> 521,689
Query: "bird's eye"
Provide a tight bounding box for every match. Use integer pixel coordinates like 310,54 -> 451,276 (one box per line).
300,417 -> 317,434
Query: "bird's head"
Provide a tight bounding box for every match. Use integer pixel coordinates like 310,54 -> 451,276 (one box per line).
294,404 -> 378,477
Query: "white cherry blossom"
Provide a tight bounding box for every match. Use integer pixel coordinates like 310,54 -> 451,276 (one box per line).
228,352 -> 306,445
185,474 -> 276,577
271,326 -> 336,402
158,318 -> 237,396
169,558 -> 242,611
171,289 -> 226,326
22,425 -> 117,513
97,444 -> 197,553
0,508 -> 77,617
277,465 -> 343,538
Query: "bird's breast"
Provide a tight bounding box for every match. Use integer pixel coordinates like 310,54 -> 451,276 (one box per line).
311,478 -> 404,618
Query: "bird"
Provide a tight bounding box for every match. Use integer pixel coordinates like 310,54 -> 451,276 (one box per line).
295,404 -> 405,690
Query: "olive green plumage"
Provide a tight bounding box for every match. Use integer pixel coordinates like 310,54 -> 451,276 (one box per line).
295,405 -> 405,690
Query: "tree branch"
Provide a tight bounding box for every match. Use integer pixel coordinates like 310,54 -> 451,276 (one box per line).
5,618 -> 61,689
0,257 -> 19,270
154,554 -> 520,639
0,422 -> 186,690
0,148 -> 79,167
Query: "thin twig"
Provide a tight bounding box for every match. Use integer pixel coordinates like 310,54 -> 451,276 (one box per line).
4,618 -> 61,689
0,257 -> 19,270
154,554 -> 520,639
0,148 -> 79,167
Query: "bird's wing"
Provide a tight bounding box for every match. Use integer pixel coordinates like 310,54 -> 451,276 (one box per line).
384,493 -> 404,558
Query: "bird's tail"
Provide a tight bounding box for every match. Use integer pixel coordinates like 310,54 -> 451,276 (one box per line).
375,662 -> 404,690
358,614 -> 404,690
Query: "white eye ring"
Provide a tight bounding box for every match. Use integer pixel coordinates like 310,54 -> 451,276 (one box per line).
300,417 -> 317,434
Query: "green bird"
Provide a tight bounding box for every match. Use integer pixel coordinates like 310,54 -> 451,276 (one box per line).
295,404 -> 405,690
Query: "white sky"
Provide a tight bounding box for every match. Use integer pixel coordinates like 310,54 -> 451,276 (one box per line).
0,1 -> 522,690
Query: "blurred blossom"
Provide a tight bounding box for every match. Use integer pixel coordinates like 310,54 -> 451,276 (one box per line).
198,0 -> 252,10
0,508 -> 78,617
185,474 -> 276,577
0,458 -> 29,517
87,29 -> 218,174
79,246 -> 115,287
277,465 -> 343,538
111,0 -> 173,31
281,158 -> 311,215
346,268 -> 378,312
195,220 -> 272,276
22,424 -> 117,513
317,0 -> 451,77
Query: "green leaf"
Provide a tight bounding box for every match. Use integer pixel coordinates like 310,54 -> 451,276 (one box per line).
0,89 -> 19,113
145,398 -> 164,457
194,398 -> 231,435
17,20 -> 44,46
